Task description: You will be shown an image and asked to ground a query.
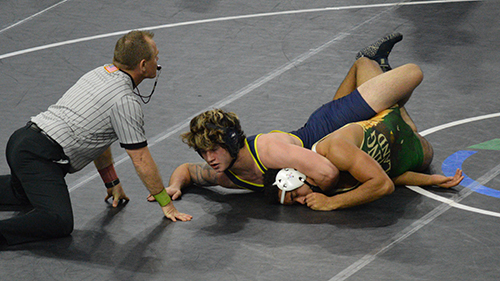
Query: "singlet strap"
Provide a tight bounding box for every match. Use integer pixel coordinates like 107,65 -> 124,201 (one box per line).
245,135 -> 267,173
223,135 -> 266,191
224,170 -> 264,191
270,130 -> 304,147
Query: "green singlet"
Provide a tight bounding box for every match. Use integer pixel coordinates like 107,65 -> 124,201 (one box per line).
355,106 -> 424,178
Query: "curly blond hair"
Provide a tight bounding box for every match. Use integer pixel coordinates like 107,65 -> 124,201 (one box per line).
181,109 -> 245,153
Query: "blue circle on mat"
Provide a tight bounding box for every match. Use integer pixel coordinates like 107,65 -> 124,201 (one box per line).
442,150 -> 500,198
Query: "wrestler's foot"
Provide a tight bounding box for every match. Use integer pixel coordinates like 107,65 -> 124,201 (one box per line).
355,33 -> 403,72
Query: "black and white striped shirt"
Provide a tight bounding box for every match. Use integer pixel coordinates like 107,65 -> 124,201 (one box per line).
31,64 -> 147,173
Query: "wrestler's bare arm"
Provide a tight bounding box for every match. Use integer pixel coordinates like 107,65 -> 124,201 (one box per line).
146,163 -> 238,201
169,162 -> 238,188
183,163 -> 219,186
392,169 -> 463,188
306,137 -> 395,211
186,163 -> 239,188
257,134 -> 339,190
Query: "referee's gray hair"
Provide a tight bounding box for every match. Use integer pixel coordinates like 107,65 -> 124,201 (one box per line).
113,30 -> 155,70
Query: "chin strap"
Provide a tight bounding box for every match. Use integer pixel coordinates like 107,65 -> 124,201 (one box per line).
304,181 -> 323,193
225,156 -> 237,171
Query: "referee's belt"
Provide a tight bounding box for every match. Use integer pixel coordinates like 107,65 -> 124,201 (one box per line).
26,121 -> 58,145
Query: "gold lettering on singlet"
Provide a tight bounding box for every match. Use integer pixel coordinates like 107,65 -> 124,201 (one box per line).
365,130 -> 391,173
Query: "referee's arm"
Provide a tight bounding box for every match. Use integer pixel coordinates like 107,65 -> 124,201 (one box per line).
126,146 -> 193,222
125,146 -> 164,195
94,147 -> 130,207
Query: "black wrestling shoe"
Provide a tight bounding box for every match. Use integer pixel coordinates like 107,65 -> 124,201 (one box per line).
355,32 -> 403,72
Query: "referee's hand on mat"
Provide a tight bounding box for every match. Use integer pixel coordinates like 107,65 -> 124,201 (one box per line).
105,183 -> 130,207
161,202 -> 193,222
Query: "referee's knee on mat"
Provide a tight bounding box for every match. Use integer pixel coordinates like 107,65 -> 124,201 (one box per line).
47,211 -> 74,237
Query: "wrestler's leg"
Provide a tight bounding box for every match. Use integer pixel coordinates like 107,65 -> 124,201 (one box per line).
334,33 -> 403,100
333,58 -> 383,100
414,133 -> 433,171
357,63 -> 423,113
399,106 -> 418,132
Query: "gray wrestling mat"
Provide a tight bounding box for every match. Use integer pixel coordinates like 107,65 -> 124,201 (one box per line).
1,0 -> 500,280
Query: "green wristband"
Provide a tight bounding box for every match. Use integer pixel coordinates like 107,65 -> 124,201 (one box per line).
153,189 -> 171,207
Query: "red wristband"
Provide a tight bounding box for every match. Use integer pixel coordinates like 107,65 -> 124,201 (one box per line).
98,164 -> 119,185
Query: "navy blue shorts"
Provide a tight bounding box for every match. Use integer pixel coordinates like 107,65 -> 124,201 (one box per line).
289,89 -> 376,149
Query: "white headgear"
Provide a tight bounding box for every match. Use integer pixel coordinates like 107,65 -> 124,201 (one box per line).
273,168 -> 307,204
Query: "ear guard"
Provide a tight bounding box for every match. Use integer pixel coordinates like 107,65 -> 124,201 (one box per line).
273,168 -> 307,204
205,123 -> 242,159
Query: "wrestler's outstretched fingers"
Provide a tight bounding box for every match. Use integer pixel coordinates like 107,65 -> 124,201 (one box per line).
437,168 -> 464,188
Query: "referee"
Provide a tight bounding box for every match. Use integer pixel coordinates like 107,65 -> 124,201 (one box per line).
0,30 -> 192,246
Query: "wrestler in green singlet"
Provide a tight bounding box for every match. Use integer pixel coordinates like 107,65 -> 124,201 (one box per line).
354,106 -> 424,178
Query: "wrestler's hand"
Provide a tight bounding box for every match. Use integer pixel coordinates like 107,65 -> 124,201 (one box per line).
431,168 -> 464,188
161,202 -> 193,222
146,186 -> 183,202
304,193 -> 334,211
166,186 -> 183,200
105,183 -> 130,207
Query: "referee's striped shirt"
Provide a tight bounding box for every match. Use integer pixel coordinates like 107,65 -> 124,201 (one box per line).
31,64 -> 147,173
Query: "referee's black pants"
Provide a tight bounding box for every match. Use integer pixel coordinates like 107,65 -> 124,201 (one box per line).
0,124 -> 73,245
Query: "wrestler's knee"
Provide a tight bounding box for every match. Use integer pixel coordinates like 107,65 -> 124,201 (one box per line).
402,63 -> 423,84
355,56 -> 379,67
